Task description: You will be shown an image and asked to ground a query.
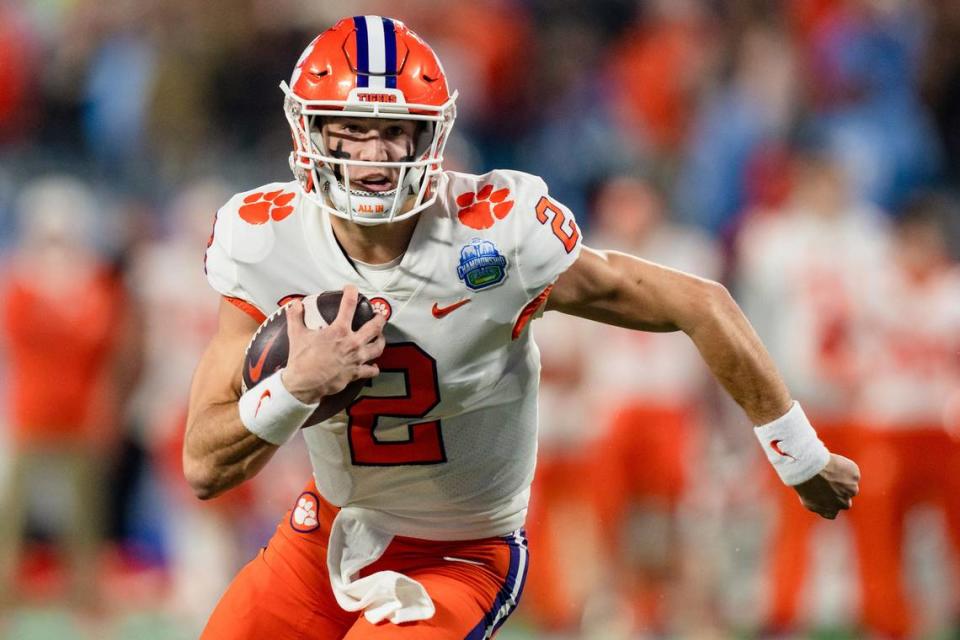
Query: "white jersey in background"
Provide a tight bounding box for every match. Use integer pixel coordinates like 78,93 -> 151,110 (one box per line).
532,311 -> 592,450
586,223 -> 722,406
735,207 -> 890,418
854,264 -> 960,429
204,169 -> 582,540
130,240 -> 220,437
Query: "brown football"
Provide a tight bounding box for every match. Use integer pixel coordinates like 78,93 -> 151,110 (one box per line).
241,291 -> 376,426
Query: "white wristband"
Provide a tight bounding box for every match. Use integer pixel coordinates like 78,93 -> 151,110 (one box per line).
238,369 -> 318,445
754,401 -> 830,486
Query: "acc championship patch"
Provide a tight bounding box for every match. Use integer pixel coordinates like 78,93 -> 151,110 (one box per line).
289,491 -> 321,533
457,238 -> 508,291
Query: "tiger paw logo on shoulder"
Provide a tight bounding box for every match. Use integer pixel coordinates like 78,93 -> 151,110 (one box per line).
457,238 -> 508,291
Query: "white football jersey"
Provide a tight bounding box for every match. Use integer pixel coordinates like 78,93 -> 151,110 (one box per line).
735,206 -> 890,418
205,170 -> 582,540
854,264 -> 960,429
129,240 -> 220,440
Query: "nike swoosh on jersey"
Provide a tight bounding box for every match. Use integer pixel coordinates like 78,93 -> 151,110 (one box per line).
248,330 -> 281,383
431,298 -> 471,318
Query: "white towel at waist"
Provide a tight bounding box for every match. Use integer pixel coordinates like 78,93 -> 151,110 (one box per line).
326,506 -> 436,624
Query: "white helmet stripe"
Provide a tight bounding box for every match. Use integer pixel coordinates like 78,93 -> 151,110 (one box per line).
364,16 -> 387,89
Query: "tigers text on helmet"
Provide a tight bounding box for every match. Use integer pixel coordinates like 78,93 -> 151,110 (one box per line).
280,16 -> 458,225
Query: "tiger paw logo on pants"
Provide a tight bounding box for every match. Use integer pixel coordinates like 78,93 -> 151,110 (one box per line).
456,185 -> 514,230
290,492 -> 320,533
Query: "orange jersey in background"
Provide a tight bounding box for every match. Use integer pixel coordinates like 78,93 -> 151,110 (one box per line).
1,267 -> 123,444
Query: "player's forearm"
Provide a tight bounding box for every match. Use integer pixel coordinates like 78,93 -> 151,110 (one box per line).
550,248 -> 793,423
183,401 -> 279,500
598,251 -> 792,423
684,284 -> 792,424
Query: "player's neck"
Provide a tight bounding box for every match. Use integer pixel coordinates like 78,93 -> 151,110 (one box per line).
329,214 -> 419,265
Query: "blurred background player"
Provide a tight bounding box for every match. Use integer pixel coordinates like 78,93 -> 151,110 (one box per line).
846,194 -> 960,638
583,174 -> 723,637
125,177 -> 250,627
523,310 -> 598,636
0,176 -> 138,611
734,150 -> 889,634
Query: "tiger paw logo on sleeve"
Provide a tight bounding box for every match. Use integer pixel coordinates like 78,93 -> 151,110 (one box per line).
239,190 -> 297,224
456,185 -> 514,230
222,187 -> 301,264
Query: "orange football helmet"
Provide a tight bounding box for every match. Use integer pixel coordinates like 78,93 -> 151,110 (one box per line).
280,16 -> 457,224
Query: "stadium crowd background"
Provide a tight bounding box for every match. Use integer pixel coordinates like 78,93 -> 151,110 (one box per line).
0,0 -> 959,638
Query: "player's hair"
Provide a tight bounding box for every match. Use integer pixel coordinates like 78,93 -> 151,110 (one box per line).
896,191 -> 960,260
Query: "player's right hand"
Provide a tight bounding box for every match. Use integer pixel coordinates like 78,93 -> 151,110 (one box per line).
792,453 -> 860,519
281,285 -> 387,404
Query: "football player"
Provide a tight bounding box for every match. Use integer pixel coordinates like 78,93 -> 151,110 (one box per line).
734,152 -> 889,633
583,175 -> 723,635
0,177 -> 134,610
847,196 -> 960,637
184,16 -> 860,639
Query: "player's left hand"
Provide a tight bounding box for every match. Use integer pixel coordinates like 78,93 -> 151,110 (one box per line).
792,453 -> 860,519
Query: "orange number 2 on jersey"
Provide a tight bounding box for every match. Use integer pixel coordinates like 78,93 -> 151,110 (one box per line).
535,196 -> 580,254
347,343 -> 446,466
